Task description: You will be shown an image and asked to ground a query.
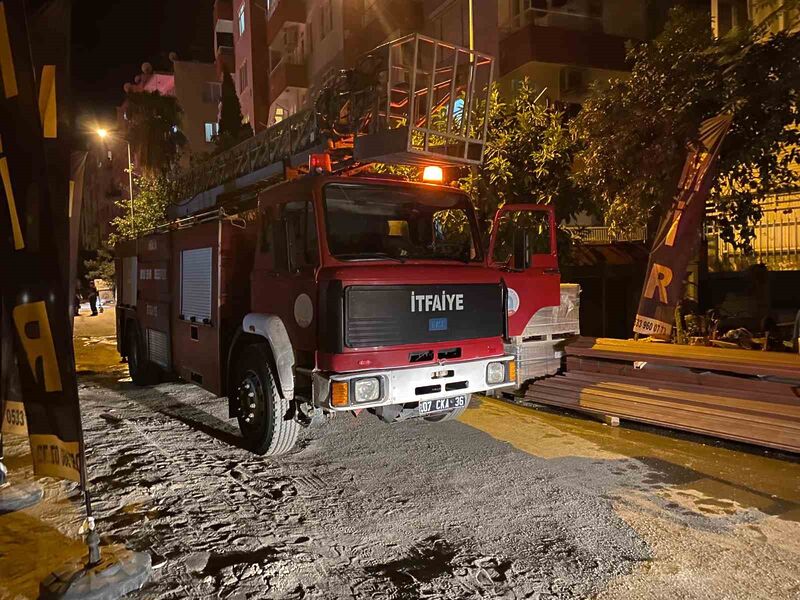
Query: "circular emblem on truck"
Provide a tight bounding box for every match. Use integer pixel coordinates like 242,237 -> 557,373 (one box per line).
294,294 -> 314,328
507,288 -> 520,316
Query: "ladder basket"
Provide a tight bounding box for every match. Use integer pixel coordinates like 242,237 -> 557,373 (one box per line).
351,34 -> 494,167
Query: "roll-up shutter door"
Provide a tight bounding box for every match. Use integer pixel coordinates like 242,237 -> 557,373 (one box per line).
181,247 -> 213,323
122,256 -> 138,306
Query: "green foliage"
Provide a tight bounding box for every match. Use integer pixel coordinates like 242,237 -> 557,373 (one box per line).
108,174 -> 173,245
458,81 -> 588,236
125,91 -> 186,174
216,67 -> 253,152
573,6 -> 800,250
368,163 -> 420,181
84,245 -> 115,285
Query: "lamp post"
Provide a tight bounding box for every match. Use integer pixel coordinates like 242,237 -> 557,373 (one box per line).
96,128 -> 135,235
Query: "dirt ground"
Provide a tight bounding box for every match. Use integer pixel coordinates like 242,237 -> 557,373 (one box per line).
1,307 -> 799,599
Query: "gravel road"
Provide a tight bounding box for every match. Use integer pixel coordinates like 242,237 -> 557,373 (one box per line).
2,310 -> 799,599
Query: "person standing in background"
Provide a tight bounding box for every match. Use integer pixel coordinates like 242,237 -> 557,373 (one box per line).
88,280 -> 98,316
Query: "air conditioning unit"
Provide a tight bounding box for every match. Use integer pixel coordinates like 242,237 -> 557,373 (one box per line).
559,67 -> 586,96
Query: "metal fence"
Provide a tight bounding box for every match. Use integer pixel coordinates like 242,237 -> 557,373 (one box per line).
707,193 -> 800,271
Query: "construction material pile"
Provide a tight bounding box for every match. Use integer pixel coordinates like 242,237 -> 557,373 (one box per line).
527,337 -> 800,454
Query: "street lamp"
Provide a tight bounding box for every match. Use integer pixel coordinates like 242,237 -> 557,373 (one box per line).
96,128 -> 135,236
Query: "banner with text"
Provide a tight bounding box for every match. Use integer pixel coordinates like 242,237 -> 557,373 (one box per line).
634,114 -> 733,339
0,0 -> 82,482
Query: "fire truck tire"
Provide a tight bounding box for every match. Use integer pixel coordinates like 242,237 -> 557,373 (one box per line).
423,394 -> 472,422
234,345 -> 299,456
126,327 -> 158,386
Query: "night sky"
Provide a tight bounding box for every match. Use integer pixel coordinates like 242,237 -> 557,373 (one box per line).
71,0 -> 214,122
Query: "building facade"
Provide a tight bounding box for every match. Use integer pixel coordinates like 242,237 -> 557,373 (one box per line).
119,57 -> 221,160
496,0 -> 650,105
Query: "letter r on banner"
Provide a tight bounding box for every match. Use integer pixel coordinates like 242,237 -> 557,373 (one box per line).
12,301 -> 63,392
644,263 -> 673,305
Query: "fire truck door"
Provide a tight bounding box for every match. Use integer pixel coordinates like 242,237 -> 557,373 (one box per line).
487,204 -> 561,337
252,199 -> 319,352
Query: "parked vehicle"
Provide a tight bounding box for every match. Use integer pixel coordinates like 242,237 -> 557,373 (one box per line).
114,35 -> 578,455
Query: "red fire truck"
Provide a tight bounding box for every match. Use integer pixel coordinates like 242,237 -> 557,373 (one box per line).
115,36 -> 578,455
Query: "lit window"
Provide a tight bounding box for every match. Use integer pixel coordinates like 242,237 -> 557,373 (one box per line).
238,3 -> 246,36
274,106 -> 286,124
204,122 -> 219,142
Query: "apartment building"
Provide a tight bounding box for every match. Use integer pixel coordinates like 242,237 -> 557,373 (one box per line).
263,0 -> 426,126
119,58 -> 221,159
80,58 -> 222,253
80,139 -> 126,252
495,0 -> 653,105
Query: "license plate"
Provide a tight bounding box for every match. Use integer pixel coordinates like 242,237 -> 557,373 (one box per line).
418,395 -> 467,415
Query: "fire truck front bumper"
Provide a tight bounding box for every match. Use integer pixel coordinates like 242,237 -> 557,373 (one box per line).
313,355 -> 516,412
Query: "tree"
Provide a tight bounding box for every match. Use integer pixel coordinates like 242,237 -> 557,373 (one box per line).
108,174 -> 173,245
573,6 -> 800,250
84,245 -> 115,287
458,81 -> 588,236
216,67 -> 253,152
125,90 -> 186,175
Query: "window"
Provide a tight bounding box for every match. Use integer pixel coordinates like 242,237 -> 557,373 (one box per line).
307,17 -> 314,53
324,183 -> 480,262
283,200 -> 319,272
713,0 -> 748,37
238,62 -> 248,91
203,82 -> 221,104
492,210 -> 553,269
181,247 -> 213,323
204,122 -> 219,142
238,3 -> 246,36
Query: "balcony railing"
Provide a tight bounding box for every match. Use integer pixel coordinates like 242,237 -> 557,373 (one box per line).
501,5 -> 603,36
270,46 -> 305,74
707,193 -> 800,271
566,225 -> 647,244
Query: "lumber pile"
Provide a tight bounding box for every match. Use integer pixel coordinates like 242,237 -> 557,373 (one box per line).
526,337 -> 800,454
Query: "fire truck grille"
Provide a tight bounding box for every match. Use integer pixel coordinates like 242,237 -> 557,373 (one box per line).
344,284 -> 504,349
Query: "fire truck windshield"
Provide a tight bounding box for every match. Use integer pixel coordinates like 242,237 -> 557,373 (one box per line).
323,182 -> 481,263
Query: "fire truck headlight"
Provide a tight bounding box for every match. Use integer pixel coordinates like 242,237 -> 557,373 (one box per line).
353,377 -> 381,403
486,362 -> 505,385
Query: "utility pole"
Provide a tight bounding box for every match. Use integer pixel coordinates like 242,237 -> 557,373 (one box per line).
468,0 -> 474,50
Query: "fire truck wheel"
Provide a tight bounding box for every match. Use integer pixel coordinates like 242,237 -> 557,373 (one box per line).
126,327 -> 158,386
422,395 -> 472,423
234,345 -> 299,456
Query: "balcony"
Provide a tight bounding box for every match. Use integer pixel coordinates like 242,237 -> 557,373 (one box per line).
499,7 -> 629,76
266,0 -> 307,46
268,53 -> 308,106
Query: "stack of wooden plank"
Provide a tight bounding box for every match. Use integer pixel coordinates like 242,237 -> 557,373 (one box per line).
526,337 -> 800,454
